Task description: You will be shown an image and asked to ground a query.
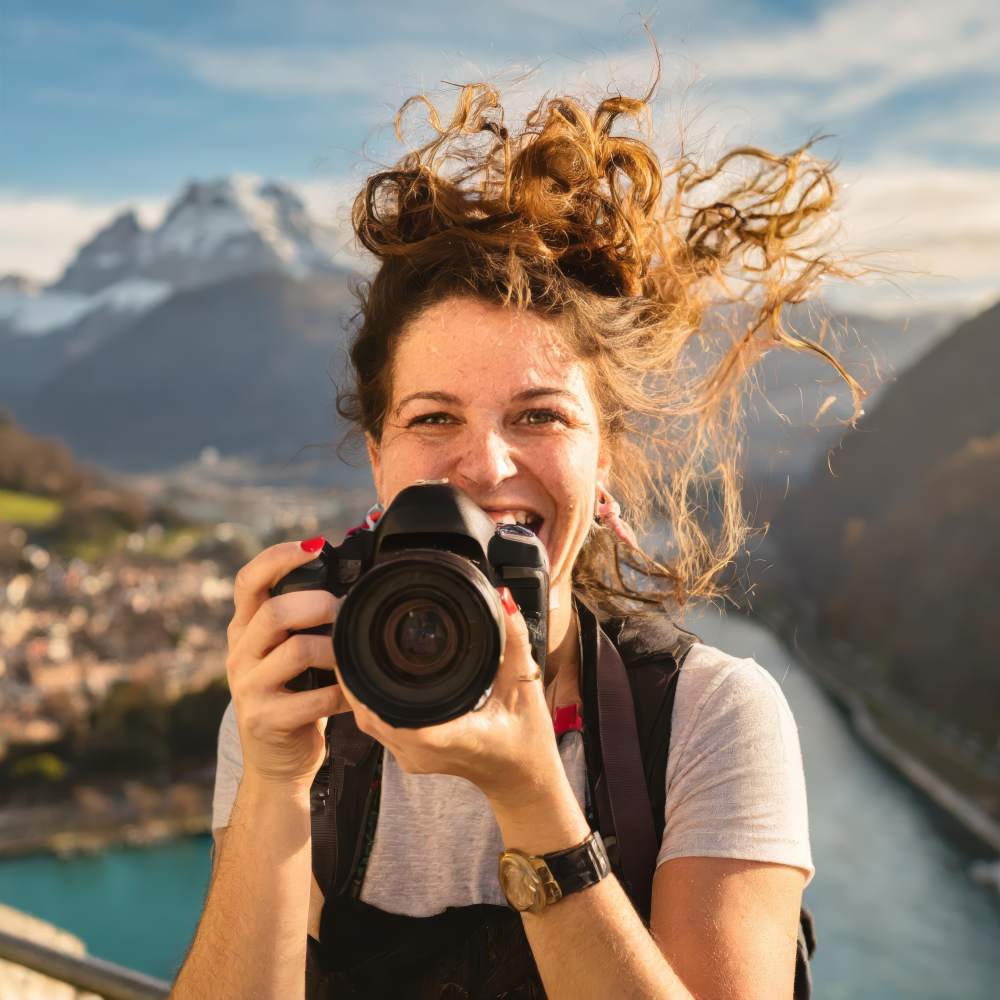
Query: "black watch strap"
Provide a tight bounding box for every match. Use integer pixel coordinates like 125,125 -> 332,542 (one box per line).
542,830 -> 612,896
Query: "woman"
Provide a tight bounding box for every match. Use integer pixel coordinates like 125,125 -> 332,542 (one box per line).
173,69 -> 859,1000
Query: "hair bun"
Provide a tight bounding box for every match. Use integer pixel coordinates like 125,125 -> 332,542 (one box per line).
352,85 -> 664,298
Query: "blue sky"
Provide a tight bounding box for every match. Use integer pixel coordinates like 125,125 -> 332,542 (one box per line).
4,0 -> 999,314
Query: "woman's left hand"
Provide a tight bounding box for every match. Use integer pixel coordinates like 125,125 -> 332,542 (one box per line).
331,589 -> 565,810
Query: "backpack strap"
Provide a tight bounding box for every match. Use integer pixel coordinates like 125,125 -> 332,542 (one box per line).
576,595 -> 697,922
611,612 -> 698,846
584,603 -> 816,999
585,604 -> 659,920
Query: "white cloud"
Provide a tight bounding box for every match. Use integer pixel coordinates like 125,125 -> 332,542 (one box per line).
826,278 -> 998,319
0,193 -> 166,284
690,0 -> 1000,118
893,104 -> 1000,152
127,1 -> 1000,133
139,35 -> 498,102
836,161 -> 1000,277
823,160 -> 1000,315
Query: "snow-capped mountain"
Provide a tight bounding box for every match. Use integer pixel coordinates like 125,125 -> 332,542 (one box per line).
0,176 -> 342,337
53,209 -> 147,295
56,176 -> 340,295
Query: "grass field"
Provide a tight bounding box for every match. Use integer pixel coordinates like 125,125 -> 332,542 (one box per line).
0,487 -> 215,561
0,489 -> 63,527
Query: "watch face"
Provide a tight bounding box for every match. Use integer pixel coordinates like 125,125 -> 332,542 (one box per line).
499,854 -> 541,911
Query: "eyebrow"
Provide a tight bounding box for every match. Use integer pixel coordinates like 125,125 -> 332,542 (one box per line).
393,386 -> 579,416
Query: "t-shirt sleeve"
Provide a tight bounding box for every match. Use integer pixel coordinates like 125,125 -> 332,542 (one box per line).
211,699 -> 244,831
656,644 -> 814,882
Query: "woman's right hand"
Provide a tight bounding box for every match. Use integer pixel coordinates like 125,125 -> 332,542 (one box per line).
225,537 -> 352,793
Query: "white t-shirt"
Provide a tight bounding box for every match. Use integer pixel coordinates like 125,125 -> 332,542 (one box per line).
212,642 -> 813,916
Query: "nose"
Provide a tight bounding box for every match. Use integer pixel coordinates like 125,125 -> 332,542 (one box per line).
450,424 -> 517,492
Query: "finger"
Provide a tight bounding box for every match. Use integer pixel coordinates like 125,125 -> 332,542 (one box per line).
232,589 -> 340,672
231,538 -> 327,633
249,633 -> 341,694
494,588 -> 542,692
269,684 -> 350,732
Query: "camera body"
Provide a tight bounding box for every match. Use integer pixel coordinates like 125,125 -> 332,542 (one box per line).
269,482 -> 549,728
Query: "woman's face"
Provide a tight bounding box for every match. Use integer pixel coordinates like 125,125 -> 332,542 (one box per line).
366,296 -> 610,602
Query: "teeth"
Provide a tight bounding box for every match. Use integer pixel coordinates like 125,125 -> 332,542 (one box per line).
487,510 -> 537,526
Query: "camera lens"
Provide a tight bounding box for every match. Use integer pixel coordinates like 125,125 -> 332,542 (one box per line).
384,600 -> 457,677
333,549 -> 504,728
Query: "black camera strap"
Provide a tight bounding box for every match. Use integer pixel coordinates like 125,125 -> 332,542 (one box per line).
312,714 -> 377,896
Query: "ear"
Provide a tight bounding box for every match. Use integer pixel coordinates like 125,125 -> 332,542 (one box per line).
366,434 -> 383,501
596,442 -> 612,492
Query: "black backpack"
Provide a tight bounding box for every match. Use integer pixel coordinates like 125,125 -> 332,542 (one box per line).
304,596 -> 815,998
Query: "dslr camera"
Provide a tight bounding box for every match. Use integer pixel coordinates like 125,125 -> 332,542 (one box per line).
270,482 -> 549,728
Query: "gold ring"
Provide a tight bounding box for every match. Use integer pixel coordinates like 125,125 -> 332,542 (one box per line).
518,668 -> 542,682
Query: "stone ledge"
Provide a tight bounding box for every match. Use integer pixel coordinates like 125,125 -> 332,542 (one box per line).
0,902 -> 102,1000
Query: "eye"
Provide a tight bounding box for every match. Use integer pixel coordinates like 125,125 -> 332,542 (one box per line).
520,409 -> 569,426
406,411 -> 455,427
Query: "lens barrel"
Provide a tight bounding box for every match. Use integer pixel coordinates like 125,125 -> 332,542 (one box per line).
333,549 -> 504,727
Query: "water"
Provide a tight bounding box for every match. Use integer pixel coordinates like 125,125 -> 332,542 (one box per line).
0,833 -> 211,982
685,608 -> 1000,999
1,611 -> 997,996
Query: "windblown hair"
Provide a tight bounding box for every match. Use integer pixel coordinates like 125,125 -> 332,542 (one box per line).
336,58 -> 864,614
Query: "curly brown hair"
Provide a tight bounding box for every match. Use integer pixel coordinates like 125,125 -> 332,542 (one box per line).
336,58 -> 863,616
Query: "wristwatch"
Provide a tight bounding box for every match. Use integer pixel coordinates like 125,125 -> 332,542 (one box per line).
498,830 -> 611,914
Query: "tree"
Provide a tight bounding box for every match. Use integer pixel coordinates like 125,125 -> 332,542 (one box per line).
79,679 -> 171,778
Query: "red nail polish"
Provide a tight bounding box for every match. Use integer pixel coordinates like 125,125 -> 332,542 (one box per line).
498,586 -> 518,616
300,535 -> 325,553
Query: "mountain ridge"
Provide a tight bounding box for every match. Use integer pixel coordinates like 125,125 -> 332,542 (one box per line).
756,296 -> 1000,760
17,271 -> 371,487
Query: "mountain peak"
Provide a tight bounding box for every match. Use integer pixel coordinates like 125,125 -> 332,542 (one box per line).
52,210 -> 147,294
166,176 -> 307,220
50,175 -> 339,298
